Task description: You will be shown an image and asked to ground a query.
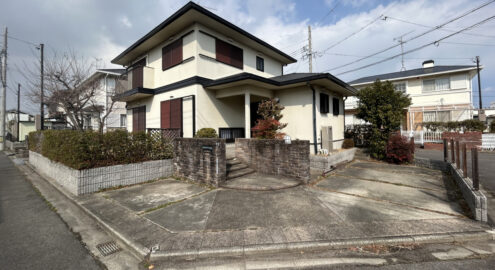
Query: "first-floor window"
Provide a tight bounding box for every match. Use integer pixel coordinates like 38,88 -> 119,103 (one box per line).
120,114 -> 127,127
132,106 -> 146,132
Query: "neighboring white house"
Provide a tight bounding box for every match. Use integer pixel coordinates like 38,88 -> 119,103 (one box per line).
112,2 -> 356,152
77,69 -> 127,131
345,60 -> 479,131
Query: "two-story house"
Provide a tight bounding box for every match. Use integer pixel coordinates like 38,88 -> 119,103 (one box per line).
345,60 -> 480,131
113,2 -> 356,153
76,69 -> 128,131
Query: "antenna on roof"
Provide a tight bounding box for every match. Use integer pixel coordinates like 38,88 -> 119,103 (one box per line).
393,30 -> 415,71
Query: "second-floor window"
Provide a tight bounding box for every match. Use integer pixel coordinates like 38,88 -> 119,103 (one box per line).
423,78 -> 450,92
333,98 -> 340,116
162,38 -> 183,70
320,93 -> 329,113
256,56 -> 264,71
394,82 -> 406,93
216,39 -> 243,69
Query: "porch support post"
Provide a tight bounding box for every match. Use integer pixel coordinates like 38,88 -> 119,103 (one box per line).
245,92 -> 251,138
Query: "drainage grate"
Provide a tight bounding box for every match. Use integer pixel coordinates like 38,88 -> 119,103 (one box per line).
96,241 -> 121,256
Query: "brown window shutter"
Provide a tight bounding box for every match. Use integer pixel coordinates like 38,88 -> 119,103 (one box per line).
230,45 -> 243,69
160,100 -> 171,128
170,99 -> 182,130
162,38 -> 182,70
215,39 -> 230,64
131,58 -> 146,89
132,108 -> 138,131
139,107 -> 146,131
132,106 -> 146,132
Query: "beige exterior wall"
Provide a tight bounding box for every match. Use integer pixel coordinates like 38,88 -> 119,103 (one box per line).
19,122 -> 36,141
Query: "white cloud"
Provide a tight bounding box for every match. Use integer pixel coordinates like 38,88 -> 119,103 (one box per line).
120,16 -> 132,28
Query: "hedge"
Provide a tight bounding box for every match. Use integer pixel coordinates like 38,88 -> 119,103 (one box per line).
28,129 -> 173,170
422,119 -> 486,132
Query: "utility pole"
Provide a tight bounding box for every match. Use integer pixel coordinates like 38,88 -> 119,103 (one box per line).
17,83 -> 20,141
39,43 -> 44,130
0,27 -> 7,151
307,25 -> 313,73
476,56 -> 482,109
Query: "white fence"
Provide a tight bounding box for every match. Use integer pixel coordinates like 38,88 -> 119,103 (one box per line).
482,134 -> 495,150
401,130 -> 443,145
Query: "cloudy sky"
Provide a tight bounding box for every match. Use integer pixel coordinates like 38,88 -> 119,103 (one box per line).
1,0 -> 494,114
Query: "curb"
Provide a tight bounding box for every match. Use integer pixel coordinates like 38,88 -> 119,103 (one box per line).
148,231 -> 494,260
23,160 -> 495,262
23,163 -> 150,260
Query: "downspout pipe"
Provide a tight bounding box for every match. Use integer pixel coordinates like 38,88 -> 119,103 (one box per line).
308,83 -> 318,154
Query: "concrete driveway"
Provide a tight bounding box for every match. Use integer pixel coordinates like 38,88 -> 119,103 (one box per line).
71,159 -> 491,259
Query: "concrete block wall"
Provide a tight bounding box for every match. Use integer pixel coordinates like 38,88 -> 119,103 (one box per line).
310,148 -> 356,173
235,139 -> 310,183
29,151 -> 173,195
173,138 -> 226,187
448,163 -> 488,222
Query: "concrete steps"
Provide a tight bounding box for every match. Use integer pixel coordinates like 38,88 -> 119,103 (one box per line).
226,158 -> 255,180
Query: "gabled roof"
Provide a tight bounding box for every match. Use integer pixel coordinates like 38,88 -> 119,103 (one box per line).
97,69 -> 126,75
348,65 -> 478,85
111,1 -> 296,65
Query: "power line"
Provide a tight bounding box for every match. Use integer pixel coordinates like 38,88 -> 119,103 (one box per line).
322,52 -> 473,60
327,0 -> 495,72
383,15 -> 495,39
320,14 -> 384,54
315,0 -> 340,24
441,41 -> 495,46
333,14 -> 495,76
7,35 -> 38,47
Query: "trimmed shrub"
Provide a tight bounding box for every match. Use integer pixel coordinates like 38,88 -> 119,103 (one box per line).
422,119 -> 486,132
385,133 -> 414,164
195,128 -> 218,138
342,138 -> 355,149
28,129 -> 173,170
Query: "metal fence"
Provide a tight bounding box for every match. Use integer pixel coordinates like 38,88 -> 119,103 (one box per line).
147,128 -> 181,139
401,130 -> 443,144
482,134 -> 495,150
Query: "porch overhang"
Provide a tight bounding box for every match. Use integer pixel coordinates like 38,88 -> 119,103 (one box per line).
205,72 -> 357,96
112,87 -> 154,102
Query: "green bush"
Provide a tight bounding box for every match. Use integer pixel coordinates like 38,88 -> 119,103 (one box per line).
422,119 -> 486,132
28,130 -> 173,170
195,128 -> 218,138
342,138 -> 355,149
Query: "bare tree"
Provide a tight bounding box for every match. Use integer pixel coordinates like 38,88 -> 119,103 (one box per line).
22,49 -> 121,132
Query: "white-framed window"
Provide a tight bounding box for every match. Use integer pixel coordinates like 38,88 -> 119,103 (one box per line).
394,82 -> 406,93
422,77 -> 450,92
423,111 -> 451,122
120,114 -> 127,127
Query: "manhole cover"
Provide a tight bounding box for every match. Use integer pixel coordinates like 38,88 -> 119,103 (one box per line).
96,241 -> 121,256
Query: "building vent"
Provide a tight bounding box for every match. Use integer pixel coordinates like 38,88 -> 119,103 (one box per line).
422,60 -> 434,68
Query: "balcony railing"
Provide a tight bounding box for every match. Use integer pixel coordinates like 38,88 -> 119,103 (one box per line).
127,66 -> 154,90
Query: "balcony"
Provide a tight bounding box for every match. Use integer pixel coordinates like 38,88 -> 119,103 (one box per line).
127,66 -> 154,91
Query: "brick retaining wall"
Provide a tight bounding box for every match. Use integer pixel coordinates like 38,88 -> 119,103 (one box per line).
29,151 -> 173,195
235,139 -> 310,183
173,138 -> 226,187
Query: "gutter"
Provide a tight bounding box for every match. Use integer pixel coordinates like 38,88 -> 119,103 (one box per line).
308,83 -> 318,154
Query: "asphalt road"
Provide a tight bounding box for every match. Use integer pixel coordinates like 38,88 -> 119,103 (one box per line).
0,152 -> 101,269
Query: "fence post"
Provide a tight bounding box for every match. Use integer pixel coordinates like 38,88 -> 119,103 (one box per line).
462,143 -> 467,178
472,147 -> 479,190
443,138 -> 448,162
455,140 -> 460,168
450,139 -> 455,163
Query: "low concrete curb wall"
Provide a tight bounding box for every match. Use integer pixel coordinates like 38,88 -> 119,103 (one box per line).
235,139 -> 310,183
413,157 -> 448,172
174,138 -> 226,187
414,156 -> 487,222
29,151 -> 173,195
448,163 -> 488,222
310,148 -> 357,173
